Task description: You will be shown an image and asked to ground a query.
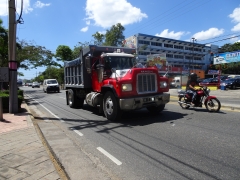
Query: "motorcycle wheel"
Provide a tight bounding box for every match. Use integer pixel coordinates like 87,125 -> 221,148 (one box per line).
179,96 -> 190,109
205,98 -> 221,112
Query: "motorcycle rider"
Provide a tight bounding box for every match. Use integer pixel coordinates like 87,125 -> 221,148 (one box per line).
186,73 -> 199,106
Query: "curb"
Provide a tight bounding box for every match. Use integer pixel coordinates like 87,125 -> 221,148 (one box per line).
24,101 -> 70,180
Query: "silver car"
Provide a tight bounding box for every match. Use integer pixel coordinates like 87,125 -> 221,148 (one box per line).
32,82 -> 40,88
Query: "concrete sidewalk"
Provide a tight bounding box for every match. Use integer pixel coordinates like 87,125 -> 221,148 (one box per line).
0,103 -> 64,180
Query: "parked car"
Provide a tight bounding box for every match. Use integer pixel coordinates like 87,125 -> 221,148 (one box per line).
220,78 -> 240,89
28,83 -> 32,87
32,82 -> 40,88
199,78 -> 220,86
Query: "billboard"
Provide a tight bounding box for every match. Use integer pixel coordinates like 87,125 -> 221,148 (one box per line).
214,50 -> 240,64
146,54 -> 166,68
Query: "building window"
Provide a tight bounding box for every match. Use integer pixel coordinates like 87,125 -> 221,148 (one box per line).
166,54 -> 173,58
138,40 -> 150,45
185,56 -> 192,60
174,45 -> 184,49
139,51 -> 150,55
185,47 -> 193,51
194,48 -> 202,52
174,55 -> 184,59
151,42 -> 162,47
164,44 -> 173,48
194,57 -> 202,60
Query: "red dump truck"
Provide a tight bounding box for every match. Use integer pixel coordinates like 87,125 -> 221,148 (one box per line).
64,45 -> 170,121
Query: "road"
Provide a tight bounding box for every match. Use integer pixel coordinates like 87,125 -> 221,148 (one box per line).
22,87 -> 240,180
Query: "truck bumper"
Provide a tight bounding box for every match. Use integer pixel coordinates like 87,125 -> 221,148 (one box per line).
119,93 -> 170,110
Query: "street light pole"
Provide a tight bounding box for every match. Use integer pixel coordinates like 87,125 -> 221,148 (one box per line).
191,37 -> 196,75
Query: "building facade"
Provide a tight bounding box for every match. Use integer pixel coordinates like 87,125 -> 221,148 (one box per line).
124,33 -> 219,73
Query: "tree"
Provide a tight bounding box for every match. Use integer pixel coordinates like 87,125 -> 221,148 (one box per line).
104,23 -> 125,46
219,42 -> 240,53
16,39 -> 59,70
40,66 -> 64,84
56,45 -> 73,61
72,41 -> 93,59
92,32 -> 105,45
0,18 -> 8,67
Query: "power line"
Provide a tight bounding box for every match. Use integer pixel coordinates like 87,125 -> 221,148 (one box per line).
125,0 -> 211,37
125,0 -> 196,35
205,35 -> 240,44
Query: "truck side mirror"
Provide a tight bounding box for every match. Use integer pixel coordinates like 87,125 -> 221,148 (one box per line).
85,56 -> 92,74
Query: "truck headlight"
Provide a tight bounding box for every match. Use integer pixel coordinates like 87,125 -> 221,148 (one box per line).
160,81 -> 167,88
122,84 -> 132,91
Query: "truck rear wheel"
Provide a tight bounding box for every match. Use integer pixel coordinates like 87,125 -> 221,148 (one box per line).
147,104 -> 165,114
68,89 -> 76,108
103,91 -> 122,121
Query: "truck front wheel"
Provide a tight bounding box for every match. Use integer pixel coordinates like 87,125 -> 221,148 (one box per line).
147,104 -> 165,115
103,91 -> 122,121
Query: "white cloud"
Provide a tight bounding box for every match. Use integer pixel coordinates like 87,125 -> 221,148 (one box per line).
192,28 -> 224,41
0,0 -> 51,16
98,31 -> 106,35
17,0 -> 33,14
34,1 -> 51,8
81,26 -> 89,32
229,6 -> 240,32
0,0 -> 33,16
86,20 -> 91,25
155,29 -> 185,40
85,0 -> 147,28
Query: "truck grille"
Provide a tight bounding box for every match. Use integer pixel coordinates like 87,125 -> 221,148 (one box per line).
137,73 -> 157,94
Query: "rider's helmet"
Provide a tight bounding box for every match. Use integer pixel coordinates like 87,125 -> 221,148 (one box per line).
190,72 -> 197,81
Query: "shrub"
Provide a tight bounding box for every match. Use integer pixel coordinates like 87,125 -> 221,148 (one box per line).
0,92 -> 23,110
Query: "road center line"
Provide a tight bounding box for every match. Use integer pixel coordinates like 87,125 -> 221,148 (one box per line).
97,147 -> 122,165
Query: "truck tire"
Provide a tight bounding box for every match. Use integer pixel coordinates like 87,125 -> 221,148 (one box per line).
103,91 -> 122,121
147,104 -> 165,115
68,89 -> 76,108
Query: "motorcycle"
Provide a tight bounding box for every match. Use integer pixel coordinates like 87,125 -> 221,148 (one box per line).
178,86 -> 221,112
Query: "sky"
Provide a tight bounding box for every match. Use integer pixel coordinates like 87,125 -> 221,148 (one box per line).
0,0 -> 240,80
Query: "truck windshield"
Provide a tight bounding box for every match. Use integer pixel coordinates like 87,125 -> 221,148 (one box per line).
104,56 -> 134,70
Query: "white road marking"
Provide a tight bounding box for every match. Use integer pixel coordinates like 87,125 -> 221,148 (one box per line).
97,147 -> 122,165
25,94 -> 65,122
71,128 -> 83,136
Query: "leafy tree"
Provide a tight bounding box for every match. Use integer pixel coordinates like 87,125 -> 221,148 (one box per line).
17,39 -> 59,70
92,32 -> 105,45
40,66 -> 64,84
0,19 -> 8,67
219,42 -> 240,53
104,23 -> 125,46
56,45 -> 73,61
72,41 -> 93,59
231,42 -> 240,52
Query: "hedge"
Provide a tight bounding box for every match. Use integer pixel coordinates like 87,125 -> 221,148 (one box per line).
0,90 -> 24,110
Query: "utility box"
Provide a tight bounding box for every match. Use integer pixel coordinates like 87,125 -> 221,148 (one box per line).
0,67 -> 9,82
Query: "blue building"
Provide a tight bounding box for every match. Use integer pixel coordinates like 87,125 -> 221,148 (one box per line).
124,33 -> 219,72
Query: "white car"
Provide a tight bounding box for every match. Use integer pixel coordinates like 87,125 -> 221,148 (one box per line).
43,79 -> 60,93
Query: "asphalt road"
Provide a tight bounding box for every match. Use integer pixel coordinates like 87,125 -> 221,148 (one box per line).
22,87 -> 240,180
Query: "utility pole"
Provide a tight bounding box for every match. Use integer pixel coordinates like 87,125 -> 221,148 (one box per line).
8,0 -> 18,113
191,37 -> 197,75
